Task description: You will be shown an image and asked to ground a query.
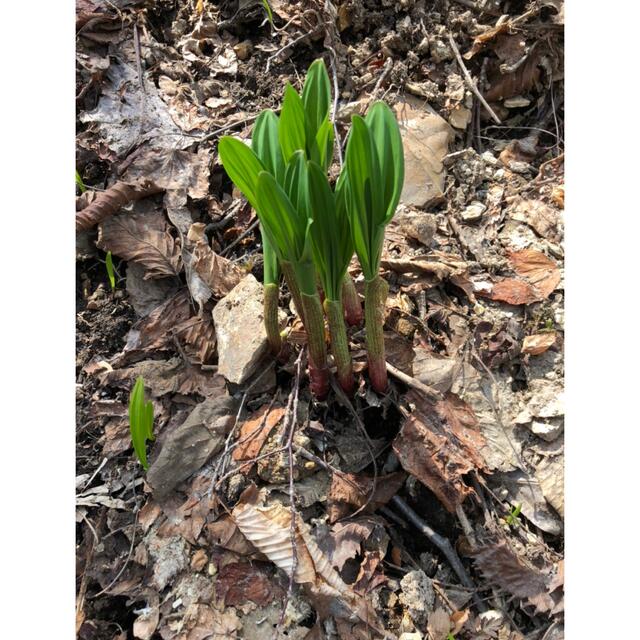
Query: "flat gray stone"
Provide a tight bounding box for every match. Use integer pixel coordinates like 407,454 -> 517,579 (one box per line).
147,395 -> 238,498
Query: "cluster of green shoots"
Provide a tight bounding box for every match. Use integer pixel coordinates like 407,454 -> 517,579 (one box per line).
219,59 -> 404,399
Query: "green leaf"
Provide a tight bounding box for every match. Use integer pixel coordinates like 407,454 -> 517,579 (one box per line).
255,169 -> 307,264
105,251 -> 116,290
307,161 -> 353,301
279,83 -> 306,163
365,101 -> 404,224
252,110 -> 285,184
313,116 -> 335,172
260,0 -> 273,25
218,136 -> 265,210
129,377 -> 155,470
301,59 -> 331,145
75,169 -> 86,193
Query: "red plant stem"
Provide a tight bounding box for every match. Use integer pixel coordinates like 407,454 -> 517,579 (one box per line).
324,298 -> 354,394
263,282 -> 281,355
364,275 -> 389,393
301,292 -> 329,399
342,274 -> 363,326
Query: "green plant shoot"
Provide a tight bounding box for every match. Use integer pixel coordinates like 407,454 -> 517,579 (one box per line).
260,0 -> 273,26
252,110 -> 284,354
505,503 -> 522,527
105,251 -> 116,291
343,101 -> 404,393
76,169 -> 86,193
129,377 -> 154,470
305,163 -> 354,393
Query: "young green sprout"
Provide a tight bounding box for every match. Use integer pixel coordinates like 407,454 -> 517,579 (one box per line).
105,250 -> 116,291
306,165 -> 355,393
344,101 -> 404,393
129,376 -> 154,470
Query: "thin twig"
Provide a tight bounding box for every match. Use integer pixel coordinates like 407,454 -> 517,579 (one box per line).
448,32 -> 502,125
220,219 -> 259,257
390,495 -> 487,613
385,361 -> 442,402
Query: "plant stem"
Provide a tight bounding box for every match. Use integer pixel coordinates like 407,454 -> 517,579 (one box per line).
263,282 -> 281,354
342,274 -> 363,326
301,292 -> 329,399
280,260 -> 306,325
364,275 -> 389,393
324,298 -> 354,394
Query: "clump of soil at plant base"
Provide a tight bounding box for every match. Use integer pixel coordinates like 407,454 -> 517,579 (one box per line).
76,1 -> 564,638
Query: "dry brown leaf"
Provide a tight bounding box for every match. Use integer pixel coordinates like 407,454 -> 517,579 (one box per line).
133,591 -> 159,640
97,212 -> 182,279
509,249 -> 561,299
76,179 -> 163,231
483,278 -> 538,305
100,357 -> 226,398
177,312 -> 217,365
472,539 -> 560,614
323,518 -> 385,571
327,471 -> 406,522
427,607 -> 451,640
215,561 -> 284,607
205,515 -> 257,555
485,52 -> 542,102
232,404 -> 286,471
393,391 -> 487,513
192,240 -> 244,298
522,332 -> 557,355
115,289 -> 191,365
232,485 -> 386,635
509,197 -> 561,241
464,20 -> 511,60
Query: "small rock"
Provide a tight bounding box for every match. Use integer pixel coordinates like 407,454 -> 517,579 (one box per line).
531,419 -> 563,442
461,201 -> 486,222
393,206 -> 437,245
399,633 -> 422,640
234,40 -> 252,60
400,570 -> 435,627
212,274 -> 281,385
448,105 -> 472,129
430,37 -> 453,63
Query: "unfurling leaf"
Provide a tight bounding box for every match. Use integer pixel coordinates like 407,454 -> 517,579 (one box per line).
129,376 -> 155,470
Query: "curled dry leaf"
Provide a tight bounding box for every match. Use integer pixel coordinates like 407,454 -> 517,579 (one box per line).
232,485 -> 387,636
322,517 -> 389,572
76,179 -> 163,231
522,332 -> 557,355
484,52 -> 542,102
327,472 -> 406,522
97,211 -> 182,279
393,391 -> 487,513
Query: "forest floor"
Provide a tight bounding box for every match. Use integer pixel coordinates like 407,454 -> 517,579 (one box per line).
76,1 -> 565,639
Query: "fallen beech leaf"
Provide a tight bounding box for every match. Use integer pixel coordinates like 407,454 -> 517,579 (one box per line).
393,391 -> 487,512
509,249 -> 561,299
484,278 -> 538,305
231,404 -> 286,472
97,212 -> 182,279
522,332 -> 557,355
232,485 -> 386,634
327,471 -> 406,522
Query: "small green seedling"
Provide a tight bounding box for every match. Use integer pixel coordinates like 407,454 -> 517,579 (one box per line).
76,169 -> 86,193
447,634 -> 456,640
505,503 -> 522,527
129,377 -> 154,470
105,251 -> 116,291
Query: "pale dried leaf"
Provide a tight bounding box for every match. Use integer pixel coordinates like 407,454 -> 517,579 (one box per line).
427,607 -> 451,640
522,332 -> 557,355
98,212 -> 182,279
509,249 -> 561,299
